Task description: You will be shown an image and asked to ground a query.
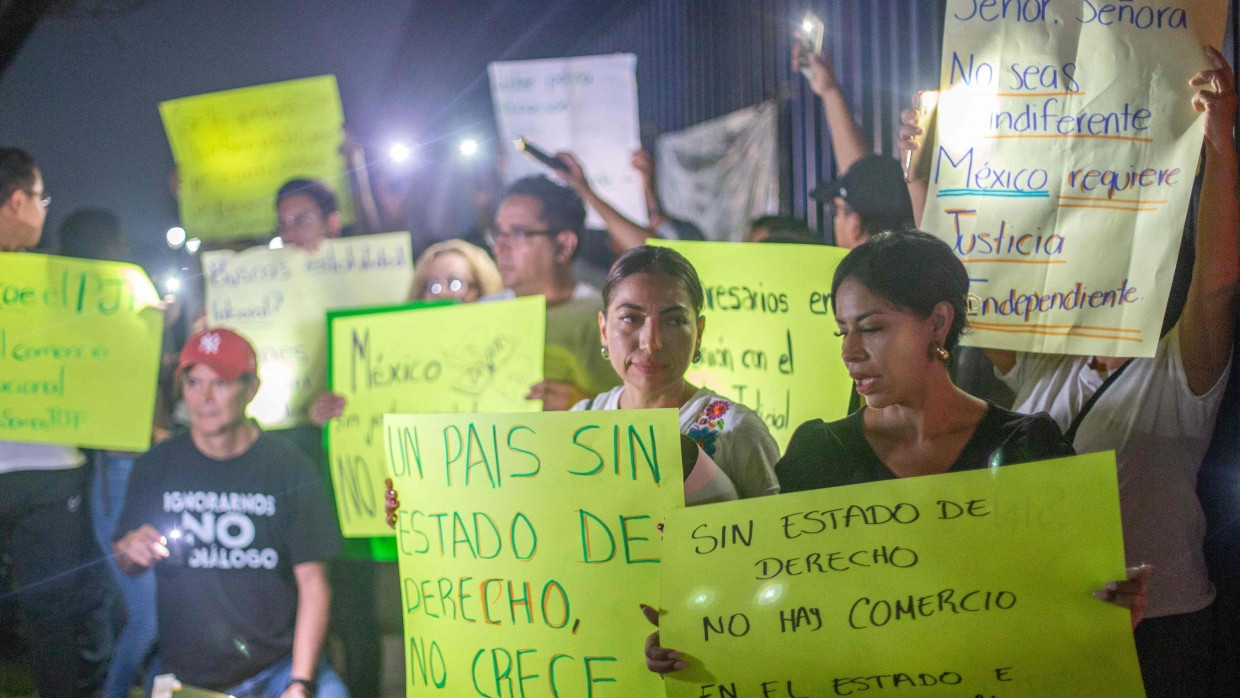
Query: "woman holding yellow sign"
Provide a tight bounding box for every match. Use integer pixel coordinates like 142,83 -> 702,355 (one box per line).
572,245 -> 781,503
775,230 -> 1073,489
309,239 -> 502,424
381,245 -> 780,525
642,230 -> 1150,674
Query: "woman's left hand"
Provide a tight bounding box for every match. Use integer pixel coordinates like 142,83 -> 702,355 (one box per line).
385,477 -> 400,529
1093,564 -> 1152,629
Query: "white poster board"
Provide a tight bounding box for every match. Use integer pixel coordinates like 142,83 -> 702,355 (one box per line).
202,232 -> 414,428
489,54 -> 646,228
923,1 -> 1226,357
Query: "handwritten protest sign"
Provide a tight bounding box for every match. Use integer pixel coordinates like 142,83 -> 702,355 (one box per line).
655,240 -> 853,450
385,409 -> 682,697
923,1 -> 1226,357
327,297 -> 546,537
160,75 -> 353,241
489,54 -> 646,228
660,452 -> 1144,697
0,253 -> 163,451
202,232 -> 413,429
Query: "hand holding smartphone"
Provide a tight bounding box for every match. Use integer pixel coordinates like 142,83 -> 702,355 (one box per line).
796,11 -> 825,82
514,137 -> 569,172
902,90 -> 939,182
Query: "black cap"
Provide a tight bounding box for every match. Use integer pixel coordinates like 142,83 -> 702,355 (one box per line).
810,155 -> 915,232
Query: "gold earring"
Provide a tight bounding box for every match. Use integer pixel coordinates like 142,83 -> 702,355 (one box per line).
930,342 -> 950,363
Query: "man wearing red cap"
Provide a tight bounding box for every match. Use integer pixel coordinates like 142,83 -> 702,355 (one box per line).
113,328 -> 345,698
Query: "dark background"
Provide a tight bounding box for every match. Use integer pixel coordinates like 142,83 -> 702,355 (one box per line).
5,0 -> 1240,609
0,0 -> 942,273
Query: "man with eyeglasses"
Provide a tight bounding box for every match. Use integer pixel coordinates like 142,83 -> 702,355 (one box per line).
0,147 -> 106,696
0,148 -> 49,252
483,174 -> 622,409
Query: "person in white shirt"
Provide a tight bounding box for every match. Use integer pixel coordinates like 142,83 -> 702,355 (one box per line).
985,48 -> 1239,697
572,245 -> 780,502
0,147 -> 102,696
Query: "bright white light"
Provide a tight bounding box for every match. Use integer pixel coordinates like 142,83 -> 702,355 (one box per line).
755,581 -> 785,606
168,529 -> 182,540
802,19 -> 814,32
165,226 -> 186,248
269,237 -> 285,250
247,361 -> 296,425
163,274 -> 182,294
389,142 -> 412,163
185,238 -> 201,254
686,587 -> 717,610
459,138 -> 479,157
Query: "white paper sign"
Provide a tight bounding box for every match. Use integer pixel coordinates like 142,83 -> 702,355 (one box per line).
657,101 -> 780,242
922,0 -> 1224,357
202,232 -> 414,428
489,54 -> 646,228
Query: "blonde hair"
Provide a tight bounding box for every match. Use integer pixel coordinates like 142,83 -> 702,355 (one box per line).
408,239 -> 503,300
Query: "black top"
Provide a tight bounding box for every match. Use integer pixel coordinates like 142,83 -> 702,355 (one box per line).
776,404 -> 1074,493
115,431 -> 342,690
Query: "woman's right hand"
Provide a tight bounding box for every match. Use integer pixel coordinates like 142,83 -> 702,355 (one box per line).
310,392 -> 347,427
385,477 -> 400,529
641,603 -> 687,674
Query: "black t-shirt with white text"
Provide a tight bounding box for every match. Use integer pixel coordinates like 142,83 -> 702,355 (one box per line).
115,431 -> 341,690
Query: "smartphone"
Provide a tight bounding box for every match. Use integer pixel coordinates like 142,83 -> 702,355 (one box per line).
903,90 -> 939,182
514,137 -> 569,172
797,10 -> 825,82
165,527 -> 189,566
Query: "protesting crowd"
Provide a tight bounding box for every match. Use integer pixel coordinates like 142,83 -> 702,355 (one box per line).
2,6 -> 1239,698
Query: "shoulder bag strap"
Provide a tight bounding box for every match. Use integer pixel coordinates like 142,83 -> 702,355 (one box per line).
1064,359 -> 1134,444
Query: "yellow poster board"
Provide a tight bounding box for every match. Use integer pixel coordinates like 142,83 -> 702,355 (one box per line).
660,452 -> 1145,697
655,240 -> 853,450
327,297 -> 546,537
924,1 -> 1226,356
202,232 -> 413,428
385,409 -> 683,698
0,253 -> 163,450
160,75 -> 353,241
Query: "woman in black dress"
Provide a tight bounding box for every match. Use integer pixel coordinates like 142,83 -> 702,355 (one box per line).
776,229 -> 1071,489
644,229 -> 1150,674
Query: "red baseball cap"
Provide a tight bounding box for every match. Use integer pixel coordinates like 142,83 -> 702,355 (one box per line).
176,328 -> 258,382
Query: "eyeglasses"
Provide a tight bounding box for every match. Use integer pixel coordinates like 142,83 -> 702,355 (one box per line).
484,227 -> 554,249
26,189 -> 50,208
277,212 -> 322,230
426,277 -> 476,297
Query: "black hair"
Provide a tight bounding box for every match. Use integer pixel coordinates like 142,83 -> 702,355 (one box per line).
0,148 -> 37,203
830,229 -> 970,351
58,208 -> 127,261
859,212 -> 914,239
503,175 -> 586,237
750,215 -> 821,244
275,178 -> 338,216
603,245 -> 705,317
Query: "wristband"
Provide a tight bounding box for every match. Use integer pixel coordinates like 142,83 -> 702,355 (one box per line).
289,678 -> 317,697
